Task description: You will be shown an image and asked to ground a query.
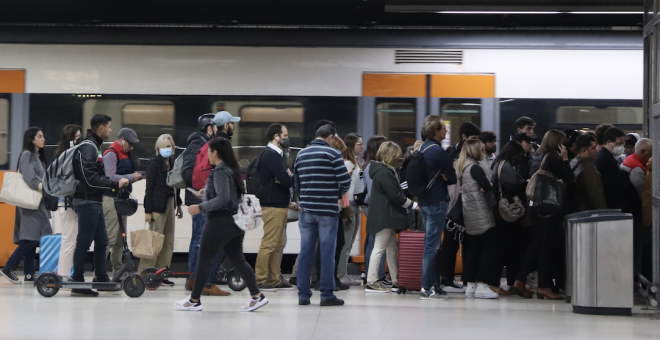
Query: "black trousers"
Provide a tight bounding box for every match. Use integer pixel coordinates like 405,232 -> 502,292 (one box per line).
435,221 -> 467,285
462,227 -> 502,286
517,211 -> 564,289
497,219 -> 526,286
192,213 -> 260,300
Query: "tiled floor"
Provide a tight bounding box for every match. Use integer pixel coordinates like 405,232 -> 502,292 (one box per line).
0,276 -> 658,340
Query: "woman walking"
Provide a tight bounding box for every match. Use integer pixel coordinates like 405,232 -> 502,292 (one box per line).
54,124 -> 82,280
138,134 -> 183,278
1,127 -> 53,283
364,142 -> 415,293
174,137 -> 267,312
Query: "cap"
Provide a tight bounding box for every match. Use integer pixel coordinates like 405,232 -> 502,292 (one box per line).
213,111 -> 241,127
198,113 -> 216,131
511,132 -> 534,144
117,128 -> 139,143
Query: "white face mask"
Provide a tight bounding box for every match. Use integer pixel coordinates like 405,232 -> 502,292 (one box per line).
613,144 -> 625,157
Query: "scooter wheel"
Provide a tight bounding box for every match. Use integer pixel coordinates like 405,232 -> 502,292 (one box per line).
36,273 -> 60,298
141,267 -> 161,291
227,270 -> 247,292
123,276 -> 146,298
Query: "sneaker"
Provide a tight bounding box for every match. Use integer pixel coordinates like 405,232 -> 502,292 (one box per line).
185,279 -> 194,291
174,295 -> 202,311
299,299 -> 310,305
202,285 -> 231,296
289,277 -> 297,285
162,279 -> 175,287
378,277 -> 393,287
339,275 -> 361,287
1,267 -> 21,284
390,284 -> 399,293
257,283 -> 278,292
335,278 -> 350,291
361,271 -> 366,284
24,273 -> 35,282
420,286 -> 449,300
241,294 -> 269,312
443,280 -> 466,293
365,281 -> 389,293
71,289 -> 99,297
474,283 -> 499,299
527,272 -> 538,290
464,282 -> 477,298
320,297 -> 345,306
275,280 -> 296,291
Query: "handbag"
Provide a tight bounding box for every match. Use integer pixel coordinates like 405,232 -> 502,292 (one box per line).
130,222 -> 165,260
447,176 -> 464,226
0,166 -> 43,210
496,161 -> 526,222
527,155 -> 567,217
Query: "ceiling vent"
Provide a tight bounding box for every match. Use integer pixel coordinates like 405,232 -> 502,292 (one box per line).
395,49 -> 463,64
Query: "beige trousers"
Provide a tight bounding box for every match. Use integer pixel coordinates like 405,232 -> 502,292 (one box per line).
103,196 -> 127,273
255,207 -> 288,286
367,228 -> 398,285
137,197 -> 176,272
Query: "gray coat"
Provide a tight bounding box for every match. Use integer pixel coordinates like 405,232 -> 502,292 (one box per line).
365,161 -> 412,234
460,158 -> 495,235
13,150 -> 52,243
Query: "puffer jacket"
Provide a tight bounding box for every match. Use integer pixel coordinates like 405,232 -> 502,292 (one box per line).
461,158 -> 495,235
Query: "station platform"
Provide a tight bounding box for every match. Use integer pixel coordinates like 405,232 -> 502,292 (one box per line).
1,274 -> 658,340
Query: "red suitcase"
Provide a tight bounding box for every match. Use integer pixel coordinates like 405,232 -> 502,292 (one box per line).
397,230 -> 425,292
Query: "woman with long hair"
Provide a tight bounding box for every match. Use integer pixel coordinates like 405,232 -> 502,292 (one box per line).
514,129 -> 573,300
337,133 -> 364,286
55,124 -> 81,280
138,134 -> 183,276
491,141 -> 529,297
364,142 -> 414,293
1,127 -> 52,284
457,138 -> 500,299
175,137 -> 267,312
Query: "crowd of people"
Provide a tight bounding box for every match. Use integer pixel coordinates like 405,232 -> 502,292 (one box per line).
0,111 -> 653,312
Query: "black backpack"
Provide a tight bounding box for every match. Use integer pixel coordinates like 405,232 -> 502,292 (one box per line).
406,143 -> 442,198
246,151 -> 266,198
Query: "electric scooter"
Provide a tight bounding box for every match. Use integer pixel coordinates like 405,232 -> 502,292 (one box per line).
141,257 -> 246,291
35,195 -> 146,298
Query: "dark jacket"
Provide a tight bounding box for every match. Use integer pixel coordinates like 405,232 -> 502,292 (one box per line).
182,131 -> 210,206
492,159 -> 527,219
144,154 -> 182,214
73,130 -> 119,203
102,140 -> 136,199
199,162 -> 241,217
594,147 -> 625,209
518,154 -> 533,180
258,146 -> 293,208
366,161 -> 412,234
418,138 -> 457,207
571,157 -> 607,212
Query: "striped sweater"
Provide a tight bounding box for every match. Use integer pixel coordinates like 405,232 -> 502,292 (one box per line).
294,139 -> 352,216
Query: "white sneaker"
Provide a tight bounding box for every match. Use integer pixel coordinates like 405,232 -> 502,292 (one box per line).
443,280 -> 466,293
174,295 -> 202,311
241,294 -> 269,312
474,283 -> 499,299
464,282 -> 477,298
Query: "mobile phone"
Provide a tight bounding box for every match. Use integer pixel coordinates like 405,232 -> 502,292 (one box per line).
186,187 -> 201,196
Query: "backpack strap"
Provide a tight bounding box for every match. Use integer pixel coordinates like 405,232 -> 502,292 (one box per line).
421,143 -> 442,189
497,160 -> 506,198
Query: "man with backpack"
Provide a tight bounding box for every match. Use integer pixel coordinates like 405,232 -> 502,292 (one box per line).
181,113 -> 230,296
71,114 -> 129,296
102,128 -> 143,277
253,123 -> 295,292
411,115 -> 456,300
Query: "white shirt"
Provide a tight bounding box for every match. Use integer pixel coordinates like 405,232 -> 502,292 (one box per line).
267,143 -> 283,156
486,153 -> 496,168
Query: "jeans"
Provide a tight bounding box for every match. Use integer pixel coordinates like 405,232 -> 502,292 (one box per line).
189,213 -> 224,284
6,240 -> 39,277
297,212 -> 338,301
364,234 -> 386,280
419,201 -> 448,290
72,203 -> 109,282
191,213 -> 259,300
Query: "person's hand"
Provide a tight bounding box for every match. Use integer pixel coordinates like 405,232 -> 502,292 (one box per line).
145,213 -> 153,223
133,172 -> 144,181
441,174 -> 448,181
287,169 -> 293,177
176,205 -> 183,219
558,145 -> 568,161
119,178 -> 129,188
188,205 -> 201,216
348,169 -> 354,176
479,188 -> 485,193
288,202 -> 298,211
193,188 -> 204,199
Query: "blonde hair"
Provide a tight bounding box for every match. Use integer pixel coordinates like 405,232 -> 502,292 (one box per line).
376,141 -> 402,168
154,134 -> 175,153
455,139 -> 484,176
413,140 -> 424,152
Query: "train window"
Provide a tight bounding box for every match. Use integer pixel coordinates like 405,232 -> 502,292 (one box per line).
441,100 -> 481,148
376,100 -> 416,152
556,106 -> 643,125
0,98 -> 8,169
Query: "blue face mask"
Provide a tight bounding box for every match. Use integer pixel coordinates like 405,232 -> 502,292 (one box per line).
159,148 -> 173,158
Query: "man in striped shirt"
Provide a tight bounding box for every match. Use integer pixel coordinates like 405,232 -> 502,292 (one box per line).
293,124 -> 351,306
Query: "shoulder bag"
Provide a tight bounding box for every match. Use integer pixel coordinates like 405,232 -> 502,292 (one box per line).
496,161 -> 526,222
526,155 -> 567,217
0,158 -> 43,210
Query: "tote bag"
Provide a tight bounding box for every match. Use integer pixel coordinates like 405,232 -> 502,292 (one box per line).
0,170 -> 42,210
130,223 -> 165,260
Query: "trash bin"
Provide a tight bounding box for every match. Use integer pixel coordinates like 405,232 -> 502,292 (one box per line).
564,209 -> 621,304
570,212 -> 633,316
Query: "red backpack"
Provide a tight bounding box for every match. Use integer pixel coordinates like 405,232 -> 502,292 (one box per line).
192,141 -> 213,190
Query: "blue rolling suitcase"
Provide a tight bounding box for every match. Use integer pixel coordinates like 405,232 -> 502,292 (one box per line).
39,234 -> 72,275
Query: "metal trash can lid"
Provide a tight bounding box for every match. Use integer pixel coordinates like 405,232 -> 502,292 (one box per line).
564,209 -> 622,223
569,213 -> 632,224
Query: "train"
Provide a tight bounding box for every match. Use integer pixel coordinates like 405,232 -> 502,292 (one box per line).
0,34 -> 644,256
